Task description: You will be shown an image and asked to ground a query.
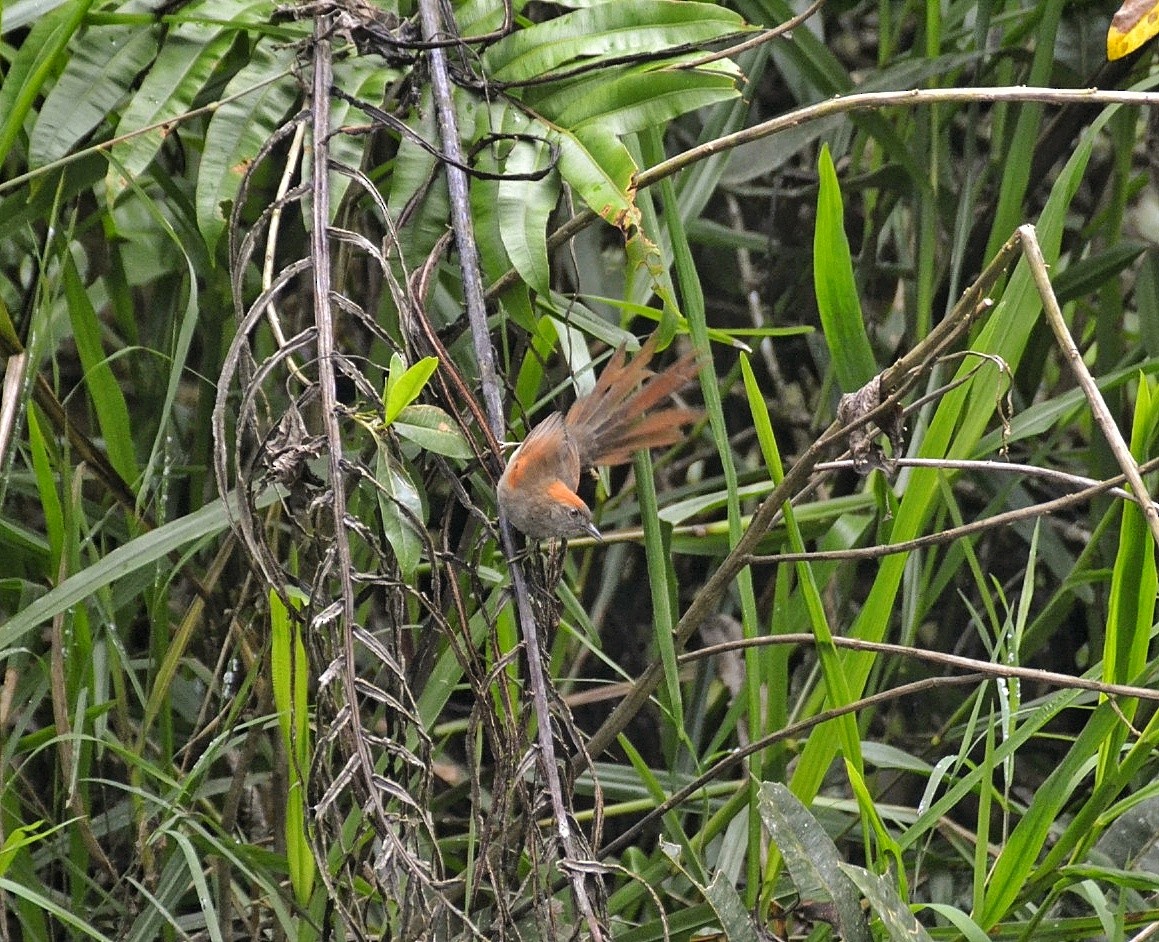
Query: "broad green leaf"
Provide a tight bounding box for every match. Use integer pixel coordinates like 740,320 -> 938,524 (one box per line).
840,864 -> 934,942
456,0 -> 535,36
106,0 -> 272,201
697,871 -> 762,942
385,85 -> 450,275
326,55 -> 402,211
482,1 -> 747,82
393,404 -> 473,459
30,24 -> 160,167
550,122 -> 638,229
2,0 -> 81,33
195,42 -> 298,255
375,451 -> 424,578
814,143 -> 875,392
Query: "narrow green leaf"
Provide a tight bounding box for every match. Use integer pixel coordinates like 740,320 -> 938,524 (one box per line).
790,83 -> 1117,828
270,591 -> 314,906
0,876 -> 117,941
814,143 -> 875,392
980,698 -> 1121,927
758,783 -> 871,942
1051,241 -> 1147,305
0,490 -> 260,652
633,450 -> 684,740
482,0 -> 747,82
1097,374 -> 1159,776
26,407 -> 63,574
983,0 -> 1063,261
62,253 -> 139,488
168,829 -> 226,942
918,904 -> 991,942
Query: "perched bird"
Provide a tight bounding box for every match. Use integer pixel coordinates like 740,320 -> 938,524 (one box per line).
497,334 -> 702,541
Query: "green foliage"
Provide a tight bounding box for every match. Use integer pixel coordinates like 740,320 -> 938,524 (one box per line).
2,0 -> 1159,939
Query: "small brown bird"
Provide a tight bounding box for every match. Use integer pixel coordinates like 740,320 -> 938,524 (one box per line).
497,334 -> 702,541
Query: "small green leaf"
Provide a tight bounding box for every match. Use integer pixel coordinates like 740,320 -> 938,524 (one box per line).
63,253 -> 139,489
0,821 -> 48,879
385,356 -> 439,424
393,405 -> 473,459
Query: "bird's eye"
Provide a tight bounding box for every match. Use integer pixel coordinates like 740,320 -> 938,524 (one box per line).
569,508 -> 582,519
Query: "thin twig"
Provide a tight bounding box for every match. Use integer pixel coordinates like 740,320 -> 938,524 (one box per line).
749,457 -> 1159,564
598,674 -> 987,859
684,634 -> 1159,703
416,0 -> 605,935
1020,223 -> 1159,550
575,230 -> 1025,769
489,86 -> 1159,299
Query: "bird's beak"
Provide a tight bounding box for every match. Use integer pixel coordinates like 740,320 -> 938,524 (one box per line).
584,520 -> 604,542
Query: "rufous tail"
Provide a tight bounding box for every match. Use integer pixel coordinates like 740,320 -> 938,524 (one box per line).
564,334 -> 702,467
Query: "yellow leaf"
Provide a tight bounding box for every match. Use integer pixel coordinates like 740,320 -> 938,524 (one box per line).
1108,0 -> 1159,61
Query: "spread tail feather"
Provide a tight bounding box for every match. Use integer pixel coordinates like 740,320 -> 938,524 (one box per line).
565,335 -> 702,467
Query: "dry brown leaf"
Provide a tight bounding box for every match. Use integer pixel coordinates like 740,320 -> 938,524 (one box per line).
1108,0 -> 1159,60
